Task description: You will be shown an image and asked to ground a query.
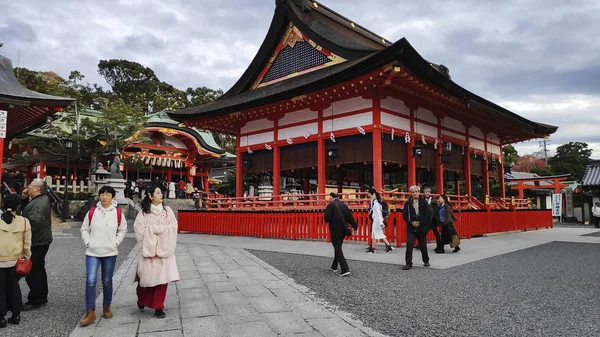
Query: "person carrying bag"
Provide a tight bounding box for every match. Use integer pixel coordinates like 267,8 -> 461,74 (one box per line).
324,192 -> 358,277
0,194 -> 32,328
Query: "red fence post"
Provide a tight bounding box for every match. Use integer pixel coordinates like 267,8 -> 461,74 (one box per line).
486,205 -> 492,234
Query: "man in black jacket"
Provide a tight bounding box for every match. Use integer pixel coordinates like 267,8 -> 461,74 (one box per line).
20,178 -> 53,310
423,187 -> 444,253
402,185 -> 432,270
324,192 -> 358,277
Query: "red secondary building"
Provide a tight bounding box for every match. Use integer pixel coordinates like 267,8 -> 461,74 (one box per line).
168,0 -> 557,243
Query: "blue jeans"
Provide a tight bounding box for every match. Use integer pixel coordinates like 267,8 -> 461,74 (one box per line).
85,255 -> 117,309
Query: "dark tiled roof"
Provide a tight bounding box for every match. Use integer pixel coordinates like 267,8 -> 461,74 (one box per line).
582,161 -> 600,186
167,1 -> 557,139
0,56 -> 74,106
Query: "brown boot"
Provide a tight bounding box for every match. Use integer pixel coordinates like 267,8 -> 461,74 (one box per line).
80,309 -> 96,326
103,304 -> 113,319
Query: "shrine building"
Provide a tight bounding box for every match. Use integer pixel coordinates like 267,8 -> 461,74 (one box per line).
168,0 -> 557,202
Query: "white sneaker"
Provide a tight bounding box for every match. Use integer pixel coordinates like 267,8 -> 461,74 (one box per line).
339,271 -> 350,277
330,267 -> 337,272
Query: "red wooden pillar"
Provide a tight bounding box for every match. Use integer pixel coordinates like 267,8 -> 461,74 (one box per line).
204,168 -> 209,194
408,106 -> 417,188
499,142 -> 506,198
407,136 -> 416,188
483,137 -> 490,197
236,128 -> 243,197
463,144 -> 472,196
436,140 -> 444,195
0,138 -> 4,182
372,95 -> 383,191
317,109 -> 326,197
518,181 -> 524,199
167,167 -> 173,182
273,120 -> 280,197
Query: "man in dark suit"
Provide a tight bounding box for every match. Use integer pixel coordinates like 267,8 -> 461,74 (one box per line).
423,187 -> 444,253
402,185 -> 432,270
324,192 -> 358,277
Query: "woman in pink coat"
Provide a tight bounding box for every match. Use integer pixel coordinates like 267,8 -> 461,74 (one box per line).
134,184 -> 179,318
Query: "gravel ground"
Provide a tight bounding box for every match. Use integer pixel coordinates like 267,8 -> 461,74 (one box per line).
3,224 -> 137,337
249,242 -> 600,337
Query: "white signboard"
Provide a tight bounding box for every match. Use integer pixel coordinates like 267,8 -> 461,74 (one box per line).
0,110 -> 6,139
551,193 -> 563,217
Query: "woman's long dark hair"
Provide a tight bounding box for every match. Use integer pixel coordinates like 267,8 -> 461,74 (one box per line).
2,194 -> 23,224
368,188 -> 382,204
141,183 -> 164,214
441,194 -> 452,209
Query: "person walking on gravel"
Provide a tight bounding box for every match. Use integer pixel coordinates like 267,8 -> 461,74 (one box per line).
438,194 -> 461,253
20,178 -> 52,311
423,187 -> 444,253
79,186 -> 128,327
324,192 -> 357,277
134,184 -> 179,318
402,185 -> 432,270
365,189 -> 393,253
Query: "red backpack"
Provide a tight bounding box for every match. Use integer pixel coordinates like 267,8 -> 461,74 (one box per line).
88,207 -> 123,233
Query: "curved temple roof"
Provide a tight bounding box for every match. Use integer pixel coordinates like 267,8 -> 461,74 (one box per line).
0,56 -> 74,107
0,55 -> 74,138
167,0 -> 557,141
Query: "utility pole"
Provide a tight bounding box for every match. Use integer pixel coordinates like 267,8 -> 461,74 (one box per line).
539,137 -> 551,167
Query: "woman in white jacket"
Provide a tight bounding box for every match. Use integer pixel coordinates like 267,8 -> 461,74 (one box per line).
366,188 -> 393,253
79,186 -> 128,326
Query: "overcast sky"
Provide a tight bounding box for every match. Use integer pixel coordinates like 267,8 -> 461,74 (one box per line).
1,0 -> 598,157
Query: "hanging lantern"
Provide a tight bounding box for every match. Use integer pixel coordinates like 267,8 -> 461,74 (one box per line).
487,160 -> 498,172
327,148 -> 339,159
411,143 -> 425,158
440,152 -> 450,165
190,166 -> 197,176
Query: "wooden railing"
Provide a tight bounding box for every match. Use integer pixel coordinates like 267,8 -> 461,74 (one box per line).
178,208 -> 553,246
202,192 -> 527,211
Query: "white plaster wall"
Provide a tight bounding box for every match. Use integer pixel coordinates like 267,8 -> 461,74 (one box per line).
278,122 -> 318,140
414,122 -> 438,138
487,132 -> 500,144
488,144 -> 501,156
469,126 -> 485,138
380,97 -> 410,116
323,112 -> 372,132
243,118 -> 274,133
239,131 -> 274,146
442,129 -> 466,140
469,137 -> 485,151
163,135 -> 187,149
279,108 -> 317,126
416,108 -> 437,124
442,117 -> 466,133
381,112 -> 411,131
331,97 -> 371,116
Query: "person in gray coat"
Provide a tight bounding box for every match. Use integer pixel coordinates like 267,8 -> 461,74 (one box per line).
20,178 -> 52,311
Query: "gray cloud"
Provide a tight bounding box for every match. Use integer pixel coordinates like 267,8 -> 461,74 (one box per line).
1,0 -> 598,155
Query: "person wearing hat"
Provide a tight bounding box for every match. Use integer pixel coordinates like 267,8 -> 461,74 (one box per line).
324,192 -> 357,277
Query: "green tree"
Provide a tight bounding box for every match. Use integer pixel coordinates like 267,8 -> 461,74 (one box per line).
548,142 -> 592,181
98,59 -> 160,110
185,86 -> 224,107
502,144 -> 519,167
530,166 -> 554,176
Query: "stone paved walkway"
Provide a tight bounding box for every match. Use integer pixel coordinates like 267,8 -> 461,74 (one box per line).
70,242 -> 386,337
